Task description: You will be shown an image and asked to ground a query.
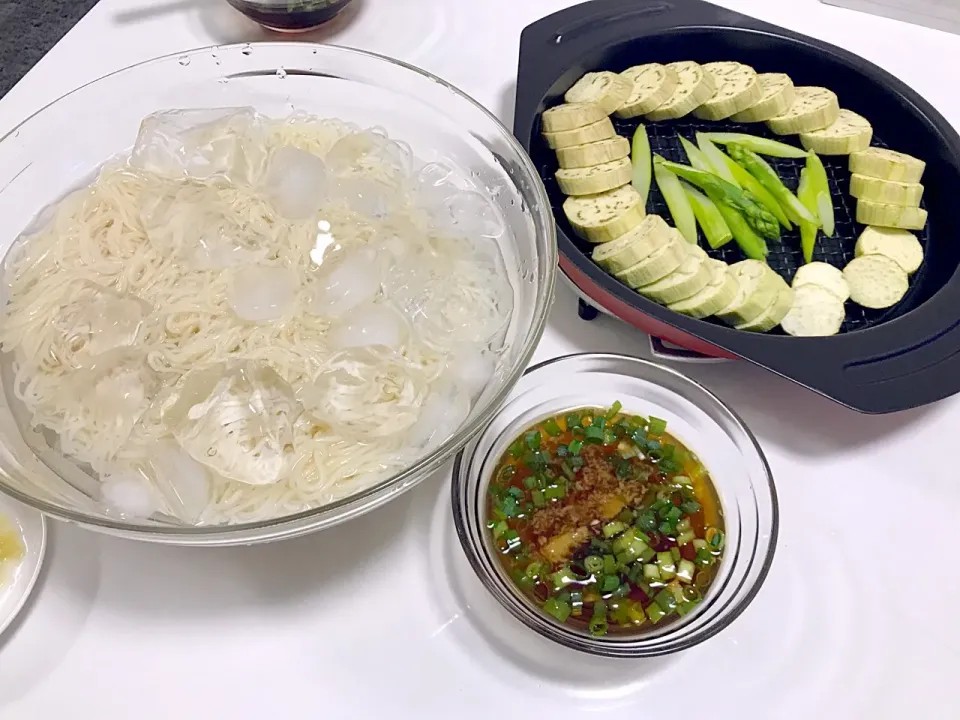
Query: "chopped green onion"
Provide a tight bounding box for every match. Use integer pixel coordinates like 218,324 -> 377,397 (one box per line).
676,599 -> 700,617
670,546 -> 682,563
531,490 -> 545,507
507,486 -> 524,500
658,521 -> 674,535
657,552 -> 677,580
602,554 -> 617,574
643,564 -> 661,582
605,401 -> 623,421
509,440 -> 525,459
694,548 -> 715,567
677,530 -> 697,546
677,559 -> 696,584
648,416 -> 668,435
601,575 -> 620,593
637,511 -> 658,532
693,539 -> 708,551
584,555 -> 604,574
631,429 -> 648,447
560,460 -> 576,482
544,485 -> 566,501
631,125 -> 652,206
665,506 -> 682,523
673,475 -> 693,487
676,517 -> 692,533
570,591 -> 584,613
555,444 -> 569,458
639,547 -> 656,564
498,465 -> 516,482
525,562 -> 544,580
647,603 -> 667,624
500,496 -> 519,517
584,426 -> 605,443
588,616 -> 608,636
551,567 -> 576,590
565,413 -> 582,429
682,586 -> 701,603
524,431 -> 541,450
603,429 -> 618,445
680,500 -> 701,515
706,527 -> 725,550
567,439 -> 583,455
654,588 -> 679,613
603,521 -> 627,539
695,571 -> 712,588
627,601 -> 648,626
544,597 -> 572,623
493,520 -> 509,539
522,476 -> 537,490
542,418 -> 562,437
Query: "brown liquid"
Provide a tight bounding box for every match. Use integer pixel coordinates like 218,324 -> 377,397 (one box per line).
487,407 -> 725,636
225,0 -> 354,32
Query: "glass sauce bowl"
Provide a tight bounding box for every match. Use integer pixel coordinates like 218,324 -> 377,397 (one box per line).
452,353 -> 778,657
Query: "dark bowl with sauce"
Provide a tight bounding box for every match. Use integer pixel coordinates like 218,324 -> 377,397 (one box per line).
224,0 -> 355,32
451,353 -> 778,657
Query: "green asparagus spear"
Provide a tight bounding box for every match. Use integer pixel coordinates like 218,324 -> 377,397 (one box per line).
685,185 -> 733,249
797,167 -> 820,263
725,143 -> 818,227
679,136 -> 713,172
654,157 -> 781,241
715,150 -> 792,230
654,162 -> 698,245
716,204 -> 768,260
631,125 -> 652,206
700,132 -> 809,159
805,152 -> 835,237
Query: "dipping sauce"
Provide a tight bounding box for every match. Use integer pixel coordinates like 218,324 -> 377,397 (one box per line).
0,514 -> 23,582
486,404 -> 725,636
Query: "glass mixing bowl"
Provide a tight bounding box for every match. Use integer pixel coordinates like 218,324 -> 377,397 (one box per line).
452,354 -> 778,657
0,43 -> 556,545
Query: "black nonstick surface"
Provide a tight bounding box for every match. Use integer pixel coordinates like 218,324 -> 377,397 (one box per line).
537,114 -> 930,335
514,0 -> 960,413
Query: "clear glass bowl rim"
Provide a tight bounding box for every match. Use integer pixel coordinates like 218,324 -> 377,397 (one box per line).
0,41 -> 557,542
450,352 -> 779,657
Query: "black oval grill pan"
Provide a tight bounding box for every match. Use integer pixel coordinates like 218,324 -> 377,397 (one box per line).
514,0 -> 960,414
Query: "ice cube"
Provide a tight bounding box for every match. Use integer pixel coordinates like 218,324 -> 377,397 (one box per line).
100,471 -> 158,519
325,132 -> 383,173
445,190 -> 505,239
51,283 -> 151,368
407,379 -> 471,450
163,362 -> 299,487
130,107 -> 267,184
140,180 -> 270,271
146,443 -> 211,523
329,302 -> 406,350
261,146 -> 330,220
333,176 -> 393,219
449,345 -> 495,399
308,246 -> 381,318
229,266 -> 296,323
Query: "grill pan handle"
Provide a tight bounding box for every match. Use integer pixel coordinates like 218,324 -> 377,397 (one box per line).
838,317 -> 960,412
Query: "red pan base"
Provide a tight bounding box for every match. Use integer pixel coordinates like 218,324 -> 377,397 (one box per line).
560,254 -> 738,360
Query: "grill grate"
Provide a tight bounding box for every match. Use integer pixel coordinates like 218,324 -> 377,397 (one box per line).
540,115 -> 930,334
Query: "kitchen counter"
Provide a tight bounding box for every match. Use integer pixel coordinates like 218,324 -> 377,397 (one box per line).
0,1 -> 958,718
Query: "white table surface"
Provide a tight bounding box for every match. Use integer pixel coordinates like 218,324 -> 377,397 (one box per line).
1,0 -> 958,717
